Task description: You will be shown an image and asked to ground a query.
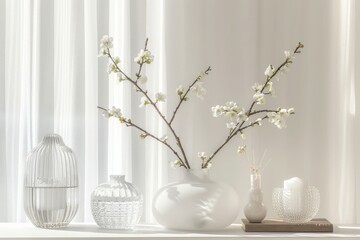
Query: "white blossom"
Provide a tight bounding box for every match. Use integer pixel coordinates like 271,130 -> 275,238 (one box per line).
238,108 -> 249,122
237,145 -> 247,154
226,122 -> 236,130
160,135 -> 168,142
176,85 -> 184,96
211,105 -> 224,117
100,35 -> 113,49
109,106 -> 122,118
254,118 -> 262,126
170,159 -> 182,168
264,65 -> 275,77
288,108 -> 295,114
284,50 -> 294,60
190,82 -> 206,99
197,71 -> 206,82
107,63 -> 117,74
143,51 -> 154,63
134,56 -> 142,64
98,48 -> 108,57
280,64 -> 290,75
138,75 -> 148,84
155,92 -> 166,102
198,152 -> 207,161
102,110 -> 111,119
267,111 -> 288,129
212,103 -> 248,123
240,132 -> 246,139
113,56 -> 120,64
267,112 -> 278,123
102,106 -> 122,119
139,96 -> 150,108
116,73 -> 126,82
139,133 -> 147,139
252,83 -> 263,92
279,108 -> 290,117
275,117 -> 287,129
265,81 -> 274,95
225,111 -> 238,121
253,92 -> 265,105
225,101 -> 240,112
134,49 -> 154,64
223,102 -> 240,121
205,162 -> 212,169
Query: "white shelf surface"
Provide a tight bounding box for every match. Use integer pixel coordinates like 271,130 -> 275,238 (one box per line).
0,223 -> 359,240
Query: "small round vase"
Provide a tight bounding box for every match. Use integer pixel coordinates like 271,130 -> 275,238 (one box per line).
24,134 -> 79,228
244,173 -> 267,223
152,169 -> 240,231
91,175 -> 143,229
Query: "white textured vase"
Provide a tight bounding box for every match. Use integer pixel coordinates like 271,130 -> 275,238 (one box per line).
244,173 -> 267,223
152,169 -> 240,231
91,175 -> 143,229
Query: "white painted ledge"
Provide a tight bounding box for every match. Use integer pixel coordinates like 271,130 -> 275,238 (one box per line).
0,223 -> 359,240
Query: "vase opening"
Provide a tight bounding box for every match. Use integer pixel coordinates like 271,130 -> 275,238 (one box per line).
110,175 -> 126,184
42,134 -> 64,144
91,174 -> 143,229
250,173 -> 261,189
183,168 -> 210,181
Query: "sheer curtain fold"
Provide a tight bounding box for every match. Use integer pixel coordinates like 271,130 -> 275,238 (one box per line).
355,1 -> 360,223
4,0 -> 34,222
336,0 -> 357,223
83,0 -> 99,222
108,0 -> 132,178
1,0 -> 360,224
0,0 -> 6,221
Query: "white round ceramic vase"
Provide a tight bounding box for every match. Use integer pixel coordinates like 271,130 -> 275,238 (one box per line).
152,169 -> 240,231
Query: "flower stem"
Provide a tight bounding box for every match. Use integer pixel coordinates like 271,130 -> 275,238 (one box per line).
98,106 -> 187,169
124,120 -> 185,164
135,38 -> 149,82
105,39 -> 191,169
132,80 -> 191,169
203,42 -> 303,168
169,66 -> 212,125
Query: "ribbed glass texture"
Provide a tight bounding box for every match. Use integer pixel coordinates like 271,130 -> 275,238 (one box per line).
23,134 -> 79,228
91,175 -> 143,229
272,186 -> 320,223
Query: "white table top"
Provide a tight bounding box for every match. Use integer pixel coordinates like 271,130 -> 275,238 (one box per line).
0,223 -> 359,240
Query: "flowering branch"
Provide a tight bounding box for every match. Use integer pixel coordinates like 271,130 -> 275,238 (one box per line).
169,66 -> 212,125
202,42 -> 304,168
135,38 -> 149,82
99,36 -> 193,169
98,106 -> 186,167
98,35 -> 303,170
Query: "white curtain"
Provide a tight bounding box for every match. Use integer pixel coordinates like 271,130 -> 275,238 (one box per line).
0,0 -> 359,224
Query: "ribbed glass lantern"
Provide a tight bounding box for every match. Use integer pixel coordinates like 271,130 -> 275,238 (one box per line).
91,175 -> 143,229
272,186 -> 320,223
23,134 -> 79,228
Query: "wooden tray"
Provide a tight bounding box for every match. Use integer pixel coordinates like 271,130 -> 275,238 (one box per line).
242,218 -> 333,232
